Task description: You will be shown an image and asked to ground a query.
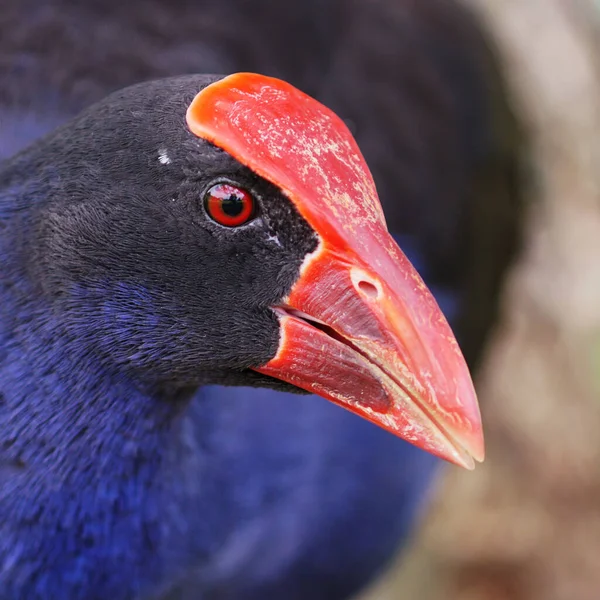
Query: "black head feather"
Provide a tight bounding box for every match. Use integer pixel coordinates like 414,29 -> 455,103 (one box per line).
1,75 -> 318,388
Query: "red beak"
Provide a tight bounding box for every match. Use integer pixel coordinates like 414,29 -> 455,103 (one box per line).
187,73 -> 484,469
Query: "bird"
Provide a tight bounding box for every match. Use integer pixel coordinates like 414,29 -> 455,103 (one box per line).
0,71 -> 485,599
0,1 -> 523,598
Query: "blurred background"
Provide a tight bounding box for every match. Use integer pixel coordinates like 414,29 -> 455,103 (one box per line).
363,1 -> 600,599
2,0 -> 599,598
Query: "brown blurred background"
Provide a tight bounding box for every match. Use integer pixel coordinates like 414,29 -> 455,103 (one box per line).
362,1 -> 600,598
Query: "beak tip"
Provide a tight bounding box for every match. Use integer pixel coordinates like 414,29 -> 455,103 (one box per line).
460,456 -> 476,471
454,382 -> 486,467
439,409 -> 485,469
455,428 -> 486,470
446,436 -> 484,470
473,443 -> 486,465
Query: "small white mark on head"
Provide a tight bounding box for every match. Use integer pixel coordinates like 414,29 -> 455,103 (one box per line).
266,233 -> 282,247
158,149 -> 171,165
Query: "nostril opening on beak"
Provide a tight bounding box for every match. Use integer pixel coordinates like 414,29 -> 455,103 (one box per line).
351,268 -> 382,301
357,280 -> 379,299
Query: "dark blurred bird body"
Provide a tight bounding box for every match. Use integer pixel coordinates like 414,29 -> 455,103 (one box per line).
0,2 -> 521,599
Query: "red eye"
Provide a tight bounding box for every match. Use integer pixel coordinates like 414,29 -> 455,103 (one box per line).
204,183 -> 256,227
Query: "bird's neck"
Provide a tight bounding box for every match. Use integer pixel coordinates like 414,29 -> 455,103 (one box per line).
0,217 -> 191,452
0,270 -> 189,464
0,269 -> 212,596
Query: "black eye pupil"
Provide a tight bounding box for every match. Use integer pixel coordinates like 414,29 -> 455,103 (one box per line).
221,194 -> 244,217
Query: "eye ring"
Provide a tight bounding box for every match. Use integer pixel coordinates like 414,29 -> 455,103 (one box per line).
204,183 -> 256,227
